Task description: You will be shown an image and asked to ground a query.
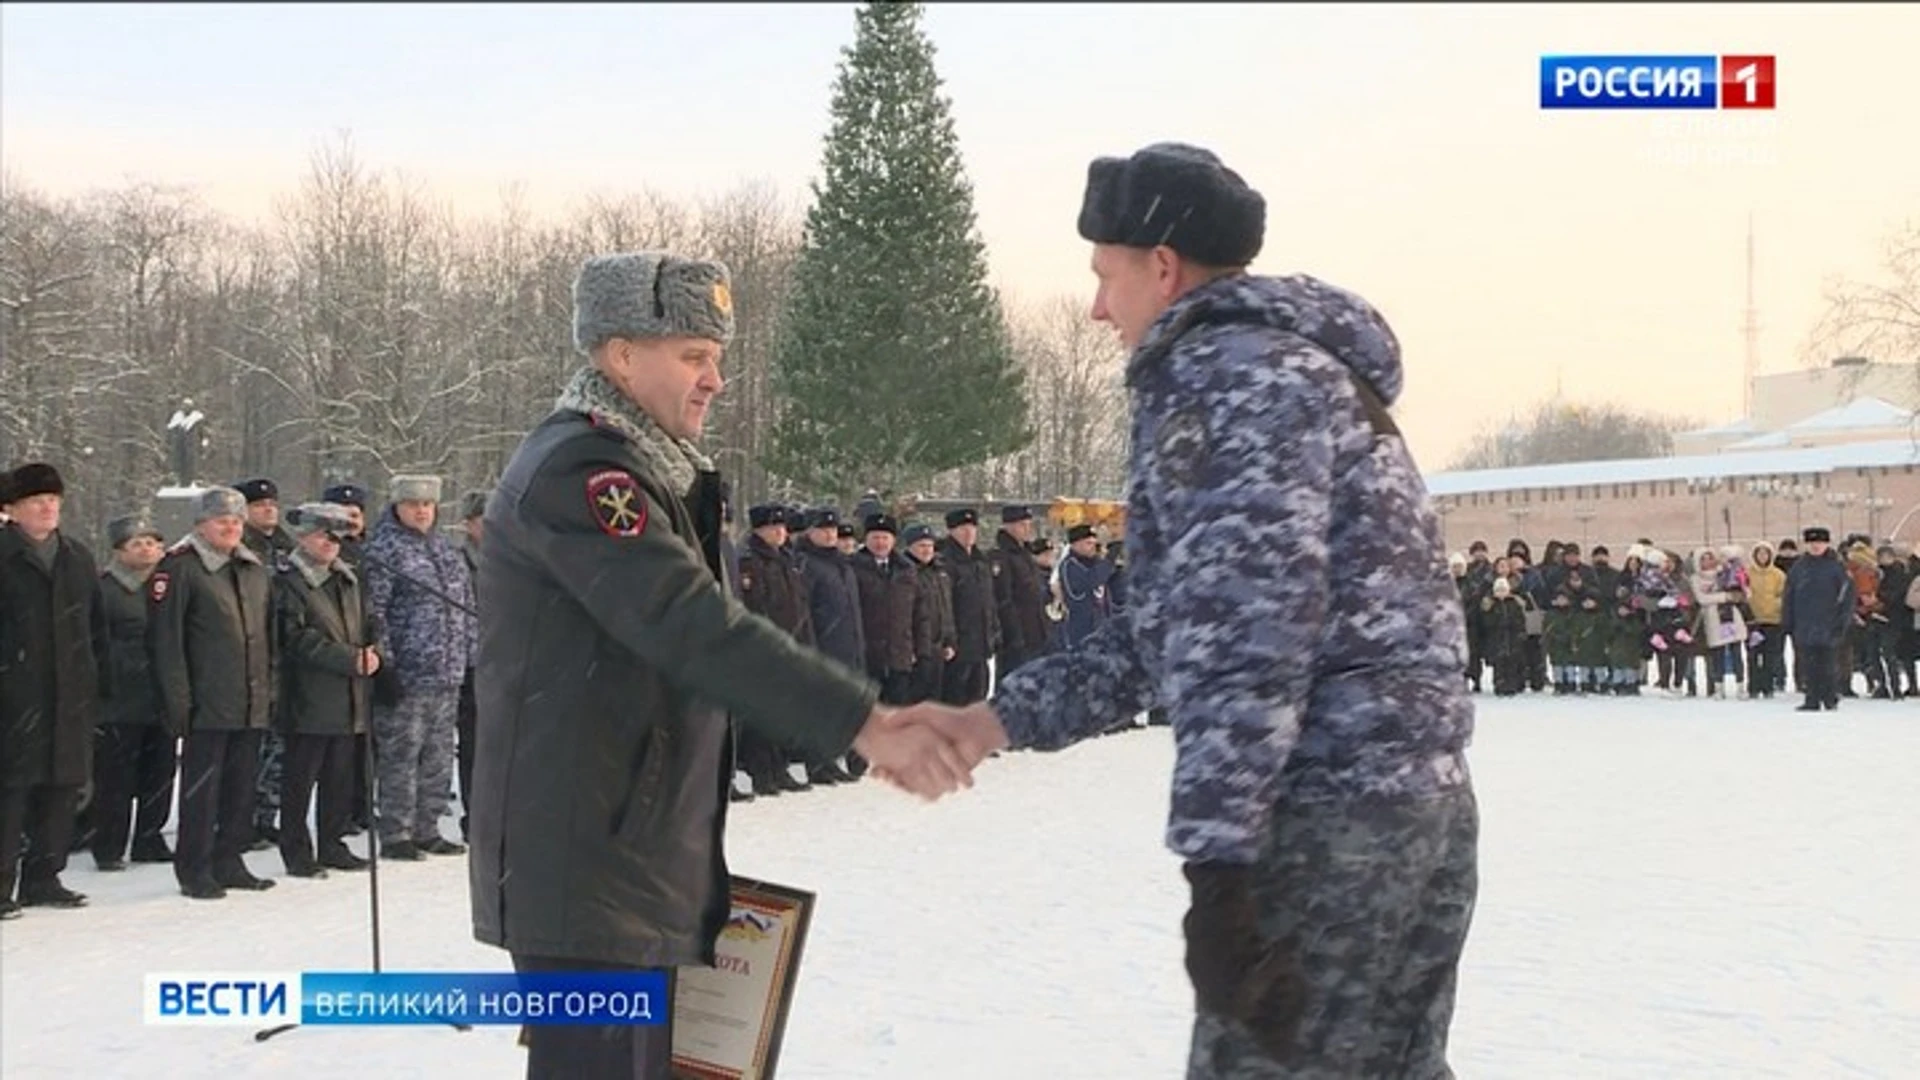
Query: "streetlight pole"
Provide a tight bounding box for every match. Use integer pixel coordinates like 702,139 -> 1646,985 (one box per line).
1783,483 -> 1814,536
1686,477 -> 1715,547
1507,505 -> 1532,543
1746,478 -> 1783,546
1826,491 -> 1857,537
1865,496 -> 1894,541
1573,507 -> 1597,549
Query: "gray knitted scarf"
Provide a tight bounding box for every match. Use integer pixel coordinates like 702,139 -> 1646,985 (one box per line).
554,367 -> 711,496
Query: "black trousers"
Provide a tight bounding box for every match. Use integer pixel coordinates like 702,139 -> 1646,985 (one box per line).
1523,636 -> 1547,690
279,732 -> 356,868
0,784 -> 78,900
735,728 -> 786,785
457,672 -> 477,839
1747,626 -> 1784,695
510,953 -> 676,1079
175,728 -> 264,886
1800,643 -> 1839,707
909,656 -> 946,703
91,724 -> 177,864
939,659 -> 990,705
868,666 -> 915,706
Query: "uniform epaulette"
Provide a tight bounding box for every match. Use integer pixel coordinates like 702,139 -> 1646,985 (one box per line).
582,411 -> 633,443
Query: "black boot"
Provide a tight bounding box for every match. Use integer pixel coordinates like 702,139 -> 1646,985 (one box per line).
19,879 -> 88,908
214,861 -> 276,892
130,836 -> 174,864
319,846 -> 370,872
180,877 -> 227,900
382,840 -> 426,862
808,762 -> 856,786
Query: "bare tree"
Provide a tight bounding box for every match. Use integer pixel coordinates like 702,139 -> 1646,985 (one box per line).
930,295 -> 1128,509
1805,219 -> 1920,369
694,180 -> 802,509
84,182 -> 217,508
0,177 -> 115,524
1450,400 -> 1699,471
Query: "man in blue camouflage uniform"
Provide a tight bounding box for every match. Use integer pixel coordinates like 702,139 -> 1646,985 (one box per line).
936,143 -> 1479,1078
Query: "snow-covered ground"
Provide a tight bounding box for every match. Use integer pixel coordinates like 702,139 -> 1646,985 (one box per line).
3,695 -> 1917,1078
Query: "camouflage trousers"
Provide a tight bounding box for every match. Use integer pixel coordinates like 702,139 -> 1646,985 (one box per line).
1187,783 -> 1478,1080
253,729 -> 286,831
373,687 -> 460,846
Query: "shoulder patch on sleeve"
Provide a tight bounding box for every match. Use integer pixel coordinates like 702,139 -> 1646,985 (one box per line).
149,571 -> 171,603
586,469 -> 649,538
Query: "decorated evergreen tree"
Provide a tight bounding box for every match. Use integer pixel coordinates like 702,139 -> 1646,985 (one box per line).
768,1 -> 1030,501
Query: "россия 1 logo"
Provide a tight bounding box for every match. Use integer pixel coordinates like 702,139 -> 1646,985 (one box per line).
1540,55 -> 1776,110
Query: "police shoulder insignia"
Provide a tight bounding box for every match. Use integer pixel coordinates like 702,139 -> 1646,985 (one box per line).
1154,407 -> 1210,488
149,571 -> 171,603
586,469 -> 648,538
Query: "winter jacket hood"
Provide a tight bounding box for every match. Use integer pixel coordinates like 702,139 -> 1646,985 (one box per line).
1129,272 -> 1404,406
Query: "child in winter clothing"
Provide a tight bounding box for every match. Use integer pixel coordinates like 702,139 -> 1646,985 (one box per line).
1479,577 -> 1533,697
1636,549 -> 1698,695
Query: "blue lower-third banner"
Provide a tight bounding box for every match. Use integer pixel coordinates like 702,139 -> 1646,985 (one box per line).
144,971 -> 670,1026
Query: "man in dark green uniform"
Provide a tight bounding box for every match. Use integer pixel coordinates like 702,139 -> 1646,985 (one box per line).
468,251 -> 979,1079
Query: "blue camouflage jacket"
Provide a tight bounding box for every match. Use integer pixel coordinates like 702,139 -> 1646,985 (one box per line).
363,509 -> 477,691
991,274 -> 1473,865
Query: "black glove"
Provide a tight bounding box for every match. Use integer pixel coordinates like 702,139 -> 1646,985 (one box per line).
1182,862 -> 1302,1059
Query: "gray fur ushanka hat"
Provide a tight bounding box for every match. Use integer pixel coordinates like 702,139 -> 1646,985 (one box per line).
572,252 -> 735,353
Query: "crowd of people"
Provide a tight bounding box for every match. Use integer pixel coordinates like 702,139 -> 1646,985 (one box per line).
727,497 -> 1152,797
0,459 -> 1140,918
0,462 -> 482,915
1450,529 -> 1912,708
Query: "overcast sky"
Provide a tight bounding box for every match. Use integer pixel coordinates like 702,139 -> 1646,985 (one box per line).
6,2 -> 1916,467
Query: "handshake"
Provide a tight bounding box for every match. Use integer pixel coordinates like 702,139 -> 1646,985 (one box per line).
850,702 -> 1011,801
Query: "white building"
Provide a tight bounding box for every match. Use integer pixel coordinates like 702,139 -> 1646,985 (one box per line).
1675,357 -> 1920,455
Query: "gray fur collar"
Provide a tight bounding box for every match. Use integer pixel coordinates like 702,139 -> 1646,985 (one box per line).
555,367 -> 711,496
188,532 -> 261,574
106,561 -> 152,594
290,547 -> 352,589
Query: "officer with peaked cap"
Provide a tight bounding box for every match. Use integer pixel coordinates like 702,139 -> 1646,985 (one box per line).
990,504 -> 1050,678
901,522 -> 958,703
90,513 -> 178,871
935,507 -> 999,704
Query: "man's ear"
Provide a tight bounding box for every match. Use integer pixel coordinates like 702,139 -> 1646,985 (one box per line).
1150,246 -> 1185,301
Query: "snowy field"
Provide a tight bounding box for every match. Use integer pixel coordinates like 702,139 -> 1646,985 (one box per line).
3,694 -> 1918,1079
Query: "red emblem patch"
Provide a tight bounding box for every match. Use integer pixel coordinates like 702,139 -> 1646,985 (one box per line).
586,469 -> 648,538
149,571 -> 171,603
